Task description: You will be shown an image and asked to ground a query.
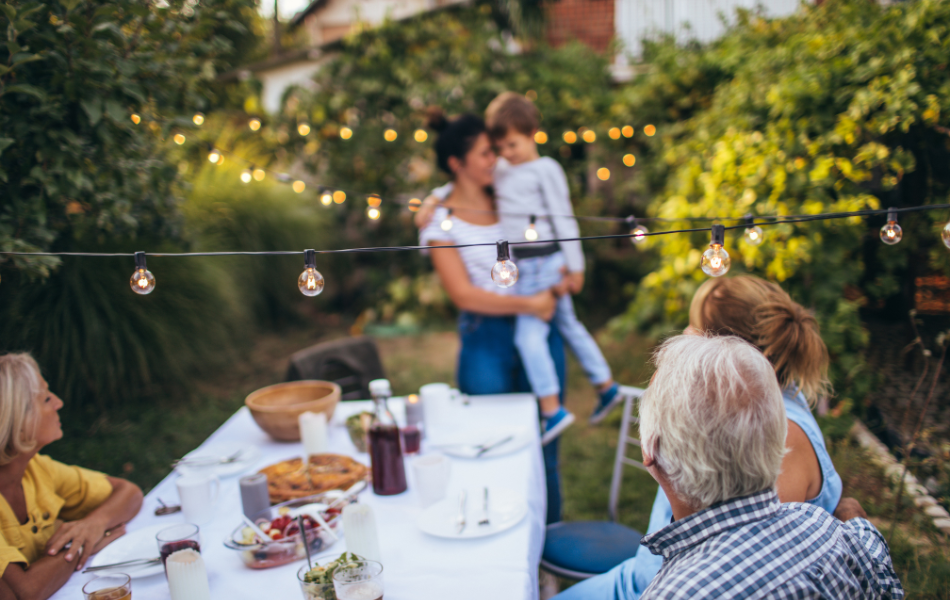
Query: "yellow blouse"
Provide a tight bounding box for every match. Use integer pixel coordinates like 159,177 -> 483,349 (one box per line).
0,454 -> 112,576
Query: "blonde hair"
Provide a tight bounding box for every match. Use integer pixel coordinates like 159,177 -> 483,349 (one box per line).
0,354 -> 41,465
689,276 -> 830,403
641,335 -> 787,510
485,91 -> 540,140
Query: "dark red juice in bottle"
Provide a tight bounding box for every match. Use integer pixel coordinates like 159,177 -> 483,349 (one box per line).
368,423 -> 407,495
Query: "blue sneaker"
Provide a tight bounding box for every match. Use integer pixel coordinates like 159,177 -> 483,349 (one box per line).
589,385 -> 644,425
541,407 -> 575,446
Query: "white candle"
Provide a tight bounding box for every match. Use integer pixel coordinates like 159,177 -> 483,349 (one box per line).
166,549 -> 210,600
299,411 -> 328,457
342,504 -> 381,563
405,394 -> 424,429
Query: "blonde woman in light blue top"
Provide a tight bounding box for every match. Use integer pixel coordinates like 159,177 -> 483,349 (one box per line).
556,275 -> 846,600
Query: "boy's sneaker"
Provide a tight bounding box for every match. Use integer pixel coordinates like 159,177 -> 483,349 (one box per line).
589,384 -> 645,425
541,407 -> 575,446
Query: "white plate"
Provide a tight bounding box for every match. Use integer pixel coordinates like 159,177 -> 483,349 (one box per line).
417,488 -> 527,539
436,427 -> 532,459
87,523 -> 169,579
176,442 -> 262,478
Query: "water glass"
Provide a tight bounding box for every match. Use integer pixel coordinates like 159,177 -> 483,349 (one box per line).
332,560 -> 384,600
82,573 -> 131,600
156,524 -> 201,573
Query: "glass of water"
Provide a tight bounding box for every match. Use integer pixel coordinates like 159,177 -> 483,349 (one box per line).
332,559 -> 384,600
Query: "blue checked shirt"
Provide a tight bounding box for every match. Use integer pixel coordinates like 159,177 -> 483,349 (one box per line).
639,490 -> 904,599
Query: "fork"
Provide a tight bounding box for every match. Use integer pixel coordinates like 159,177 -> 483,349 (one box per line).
172,449 -> 243,468
478,487 -> 491,527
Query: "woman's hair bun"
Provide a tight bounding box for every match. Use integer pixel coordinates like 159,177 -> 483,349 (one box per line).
426,106 -> 449,132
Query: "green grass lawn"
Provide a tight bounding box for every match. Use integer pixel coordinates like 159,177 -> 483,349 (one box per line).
47,327 -> 949,597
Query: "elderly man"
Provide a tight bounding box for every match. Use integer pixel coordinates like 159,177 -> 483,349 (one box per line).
635,335 -> 902,599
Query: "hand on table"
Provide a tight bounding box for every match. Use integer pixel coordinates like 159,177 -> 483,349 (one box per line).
833,497 -> 868,522
45,516 -> 110,569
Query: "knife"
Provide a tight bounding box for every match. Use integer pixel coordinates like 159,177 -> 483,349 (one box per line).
476,434 -> 515,457
83,557 -> 161,573
455,490 -> 467,534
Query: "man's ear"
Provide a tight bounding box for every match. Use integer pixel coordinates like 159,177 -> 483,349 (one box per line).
643,453 -> 656,468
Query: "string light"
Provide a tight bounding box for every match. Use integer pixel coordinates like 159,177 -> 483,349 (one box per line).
597,168 -> 610,181
743,214 -> 764,246
384,129 -> 398,142
414,129 -> 427,143
408,198 -> 422,212
623,154 -> 636,167
441,209 -> 454,231
622,126 -> 634,138
701,225 -> 731,277
563,131 -> 577,144
130,114 -> 141,125
367,194 -> 382,208
525,215 -> 539,241
207,149 -> 221,164
293,180 -> 306,193
340,127 -> 353,140
492,241 -> 519,288
173,133 -> 186,145
253,168 -> 265,182
627,216 -> 648,245
583,130 -> 597,143
192,113 -> 204,126
943,222 -> 950,249
525,90 -> 538,101
609,127 -> 621,140
644,124 -> 657,137
248,118 -> 262,131
320,191 -> 333,206
534,131 -> 548,144
130,252 -> 156,295
333,190 -> 346,204
297,249 -> 325,297
367,207 -> 381,220
880,208 -> 902,245
240,168 -> 252,183
298,123 -> 311,136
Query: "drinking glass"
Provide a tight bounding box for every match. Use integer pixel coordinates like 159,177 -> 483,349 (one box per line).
82,573 -> 131,600
332,560 -> 384,600
156,524 -> 201,573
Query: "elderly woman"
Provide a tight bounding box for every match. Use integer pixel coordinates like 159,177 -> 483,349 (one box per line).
0,354 -> 143,600
556,275 -> 845,599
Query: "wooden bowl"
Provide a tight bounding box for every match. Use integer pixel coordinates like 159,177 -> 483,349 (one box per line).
245,381 -> 341,441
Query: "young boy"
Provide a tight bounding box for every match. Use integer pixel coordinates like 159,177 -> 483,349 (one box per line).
421,93 -> 640,444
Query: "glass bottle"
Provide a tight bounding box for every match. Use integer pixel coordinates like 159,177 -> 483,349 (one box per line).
367,379 -> 407,495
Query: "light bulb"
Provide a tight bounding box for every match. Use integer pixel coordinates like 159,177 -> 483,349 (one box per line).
192,113 -> 204,125
491,241 -> 519,288
742,215 -> 763,246
622,125 -> 634,138
524,215 -> 539,241
208,150 -> 220,163
441,209 -> 454,231
609,127 -> 621,139
627,218 -> 648,245
253,168 -> 265,181
320,192 -> 333,206
623,154 -> 636,167
414,129 -> 427,142
248,118 -> 262,131
408,198 -> 422,212
583,130 -> 597,143
597,168 -> 610,181
240,169 -> 252,184
644,124 -> 656,136
563,131 -> 577,144
340,127 -> 353,140
534,131 -> 548,144
129,252 -> 156,295
701,225 -> 731,277
333,190 -> 346,204
942,222 -> 950,249
880,208 -> 902,245
367,195 -> 382,208
298,123 -> 311,136
173,133 -> 186,145
298,250 -> 325,297
130,113 -> 141,125
367,207 -> 381,220
293,180 -> 306,193
384,129 -> 397,142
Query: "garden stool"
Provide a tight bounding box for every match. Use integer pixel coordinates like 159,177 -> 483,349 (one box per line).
285,336 -> 386,401
541,386 -> 647,580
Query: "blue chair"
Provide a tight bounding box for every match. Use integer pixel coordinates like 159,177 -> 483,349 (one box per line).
541,387 -> 647,580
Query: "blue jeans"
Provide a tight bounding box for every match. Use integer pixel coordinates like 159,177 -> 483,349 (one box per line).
456,311 -> 566,524
515,252 -> 612,398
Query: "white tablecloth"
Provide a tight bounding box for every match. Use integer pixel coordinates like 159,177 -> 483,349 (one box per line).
51,394 -> 545,600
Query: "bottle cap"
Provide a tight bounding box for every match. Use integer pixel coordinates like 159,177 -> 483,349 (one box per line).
369,379 -> 392,396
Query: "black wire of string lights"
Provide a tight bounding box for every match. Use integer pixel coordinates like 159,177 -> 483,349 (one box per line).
5,203 -> 950,296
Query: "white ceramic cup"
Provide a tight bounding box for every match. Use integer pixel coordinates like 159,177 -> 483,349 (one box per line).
411,453 -> 451,507
176,473 -> 220,525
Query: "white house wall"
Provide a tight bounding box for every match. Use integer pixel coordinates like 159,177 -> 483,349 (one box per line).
259,59 -> 325,114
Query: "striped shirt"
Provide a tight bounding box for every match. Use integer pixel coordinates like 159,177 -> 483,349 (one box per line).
640,490 -> 904,600
420,205 -> 510,293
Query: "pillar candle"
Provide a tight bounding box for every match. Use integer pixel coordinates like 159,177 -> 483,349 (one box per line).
166,549 -> 210,600
299,411 -> 328,457
405,394 -> 424,429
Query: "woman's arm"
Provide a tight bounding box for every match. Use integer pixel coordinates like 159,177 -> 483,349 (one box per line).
775,421 -> 822,503
44,477 -> 143,568
429,243 -> 555,319
2,553 -> 78,600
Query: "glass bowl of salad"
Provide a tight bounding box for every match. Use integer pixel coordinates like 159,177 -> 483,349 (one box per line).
297,552 -> 363,600
223,492 -> 353,569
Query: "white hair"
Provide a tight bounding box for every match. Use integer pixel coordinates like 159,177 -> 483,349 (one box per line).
640,334 -> 787,510
0,353 -> 41,465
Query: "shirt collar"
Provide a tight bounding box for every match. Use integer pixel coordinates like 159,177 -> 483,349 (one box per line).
641,489 -> 780,559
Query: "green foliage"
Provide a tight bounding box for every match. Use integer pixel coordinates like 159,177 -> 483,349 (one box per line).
0,0 -> 258,279
610,0 -> 950,401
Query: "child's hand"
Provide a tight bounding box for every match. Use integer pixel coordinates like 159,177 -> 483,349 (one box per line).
565,271 -> 585,294
550,280 -> 571,298
413,195 -> 441,229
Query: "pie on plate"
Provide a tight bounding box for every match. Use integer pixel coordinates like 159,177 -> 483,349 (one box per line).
259,453 -> 369,504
